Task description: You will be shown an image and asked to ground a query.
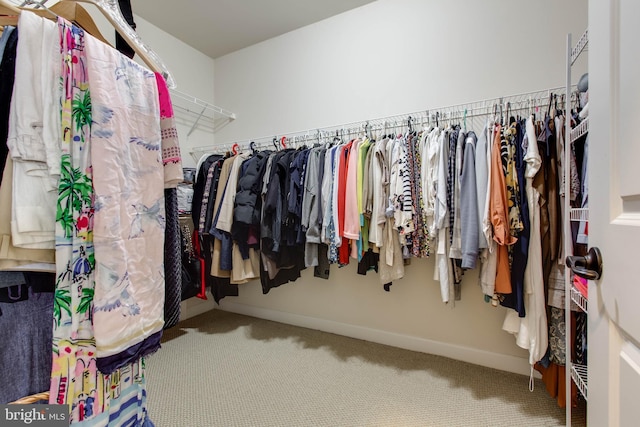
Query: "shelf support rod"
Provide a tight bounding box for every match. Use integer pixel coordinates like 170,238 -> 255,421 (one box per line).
188,105 -> 208,136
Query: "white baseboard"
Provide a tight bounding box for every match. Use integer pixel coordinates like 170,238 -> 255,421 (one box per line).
180,292 -> 217,321
218,301 -> 537,377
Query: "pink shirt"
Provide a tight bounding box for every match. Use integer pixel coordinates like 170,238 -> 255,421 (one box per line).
344,138 -> 362,240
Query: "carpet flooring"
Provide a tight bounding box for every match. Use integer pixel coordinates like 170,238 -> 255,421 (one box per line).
146,309 -> 586,427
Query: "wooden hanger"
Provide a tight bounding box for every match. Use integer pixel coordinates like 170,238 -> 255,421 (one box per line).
52,2 -> 110,45
0,15 -> 18,26
0,0 -> 20,26
63,0 -> 176,88
0,0 -> 20,15
1,0 -> 175,88
24,2 -> 110,45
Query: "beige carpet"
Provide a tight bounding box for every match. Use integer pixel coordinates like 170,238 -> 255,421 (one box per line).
146,309 -> 586,427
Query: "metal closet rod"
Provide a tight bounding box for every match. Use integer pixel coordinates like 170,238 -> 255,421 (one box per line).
191,85 -> 572,157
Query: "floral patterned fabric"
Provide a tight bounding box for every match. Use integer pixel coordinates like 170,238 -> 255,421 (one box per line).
49,20 -> 152,426
501,123 -> 524,242
406,132 -> 429,258
85,32 -> 165,374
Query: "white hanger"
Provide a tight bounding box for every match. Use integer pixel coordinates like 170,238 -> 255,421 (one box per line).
64,0 -> 176,88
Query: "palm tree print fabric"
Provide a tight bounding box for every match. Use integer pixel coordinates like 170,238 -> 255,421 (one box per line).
49,20 -> 152,427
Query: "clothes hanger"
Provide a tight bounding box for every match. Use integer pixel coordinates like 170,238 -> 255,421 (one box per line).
0,14 -> 18,26
0,0 -> 19,26
1,0 -> 57,27
545,92 -> 553,119
51,1 -> 110,45
23,1 -> 110,45
0,0 -> 19,16
17,0 -> 57,18
407,116 -> 414,135
463,109 -> 467,132
62,0 -> 176,88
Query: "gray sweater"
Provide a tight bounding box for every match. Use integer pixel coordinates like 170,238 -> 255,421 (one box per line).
303,148 -> 323,267
460,131 -> 479,269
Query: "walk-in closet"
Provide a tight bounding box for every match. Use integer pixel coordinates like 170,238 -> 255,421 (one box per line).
1,1 -> 636,426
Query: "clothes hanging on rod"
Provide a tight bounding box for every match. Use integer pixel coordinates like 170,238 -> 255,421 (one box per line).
189,87 -> 583,378
190,88 -> 569,162
0,11 -> 184,424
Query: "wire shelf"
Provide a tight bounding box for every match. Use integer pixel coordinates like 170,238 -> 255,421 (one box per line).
170,89 -> 236,136
570,208 -> 589,222
570,117 -> 589,143
571,29 -> 589,65
570,285 -> 588,314
571,363 -> 588,401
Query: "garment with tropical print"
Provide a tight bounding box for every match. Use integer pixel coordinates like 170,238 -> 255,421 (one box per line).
49,19 -> 153,427
85,32 -> 165,374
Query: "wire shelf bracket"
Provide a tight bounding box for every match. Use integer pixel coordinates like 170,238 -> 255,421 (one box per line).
570,117 -> 589,143
571,364 -> 588,401
570,286 -> 588,313
571,29 -> 589,66
169,89 -> 236,136
569,208 -> 589,222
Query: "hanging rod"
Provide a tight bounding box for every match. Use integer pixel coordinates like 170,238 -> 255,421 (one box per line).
191,85 -> 570,161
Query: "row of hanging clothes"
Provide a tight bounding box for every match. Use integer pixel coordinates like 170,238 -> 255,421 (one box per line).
535,78 -> 590,409
191,89 -> 587,379
0,6 -> 183,426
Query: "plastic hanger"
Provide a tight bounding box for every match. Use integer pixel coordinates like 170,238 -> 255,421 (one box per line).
463,109 -> 467,132
19,0 -> 58,18
64,0 -> 176,88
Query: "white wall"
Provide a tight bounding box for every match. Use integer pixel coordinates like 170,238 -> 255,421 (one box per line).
211,0 -> 588,375
132,16 -> 218,169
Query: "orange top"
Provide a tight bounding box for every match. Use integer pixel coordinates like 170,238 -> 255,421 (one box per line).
489,125 -> 516,294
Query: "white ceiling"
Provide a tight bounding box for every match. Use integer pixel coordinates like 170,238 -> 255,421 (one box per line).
131,0 -> 377,59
